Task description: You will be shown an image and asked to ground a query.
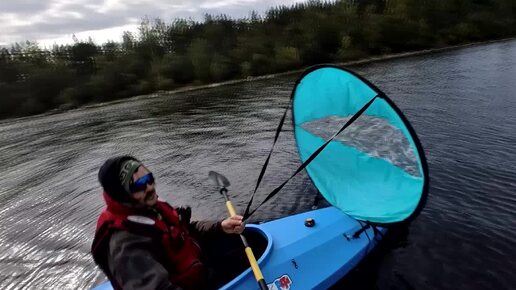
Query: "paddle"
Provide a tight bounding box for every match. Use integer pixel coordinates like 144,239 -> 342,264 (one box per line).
208,171 -> 268,290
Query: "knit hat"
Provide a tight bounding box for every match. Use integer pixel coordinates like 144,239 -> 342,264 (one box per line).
119,159 -> 142,194
98,156 -> 140,202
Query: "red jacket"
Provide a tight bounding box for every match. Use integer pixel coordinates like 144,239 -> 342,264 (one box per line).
91,192 -> 205,290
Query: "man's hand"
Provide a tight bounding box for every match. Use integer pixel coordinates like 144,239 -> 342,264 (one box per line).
176,206 -> 192,225
221,215 -> 245,234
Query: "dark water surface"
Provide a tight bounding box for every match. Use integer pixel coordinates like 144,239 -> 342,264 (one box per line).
1,40 -> 515,290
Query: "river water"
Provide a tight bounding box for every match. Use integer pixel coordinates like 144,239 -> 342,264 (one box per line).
1,39 -> 515,290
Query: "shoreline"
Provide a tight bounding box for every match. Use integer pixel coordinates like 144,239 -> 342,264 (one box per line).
151,37 -> 516,94
3,37 -> 515,123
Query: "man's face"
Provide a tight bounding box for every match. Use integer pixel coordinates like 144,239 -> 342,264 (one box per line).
130,166 -> 158,207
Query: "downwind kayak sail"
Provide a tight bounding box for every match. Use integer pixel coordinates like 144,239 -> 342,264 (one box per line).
292,65 -> 428,224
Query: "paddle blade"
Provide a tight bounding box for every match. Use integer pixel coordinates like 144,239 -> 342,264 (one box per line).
208,171 -> 231,188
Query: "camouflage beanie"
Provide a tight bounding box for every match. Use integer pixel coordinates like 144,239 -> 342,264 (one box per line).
119,159 -> 142,194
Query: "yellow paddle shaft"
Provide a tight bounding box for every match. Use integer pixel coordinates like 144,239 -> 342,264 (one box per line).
245,247 -> 265,280
224,200 -> 265,282
225,200 -> 237,217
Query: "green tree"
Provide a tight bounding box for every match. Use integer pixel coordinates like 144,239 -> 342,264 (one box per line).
2,0 -> 516,119
274,46 -> 301,71
69,41 -> 98,76
189,38 -> 212,82
160,54 -> 195,84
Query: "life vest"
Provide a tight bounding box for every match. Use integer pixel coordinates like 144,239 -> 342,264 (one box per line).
91,192 -> 205,290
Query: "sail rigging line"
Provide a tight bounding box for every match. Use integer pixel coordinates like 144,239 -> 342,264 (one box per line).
243,98 -> 292,222
243,95 -> 379,221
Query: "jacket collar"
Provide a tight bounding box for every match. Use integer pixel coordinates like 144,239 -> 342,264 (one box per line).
103,191 -> 151,216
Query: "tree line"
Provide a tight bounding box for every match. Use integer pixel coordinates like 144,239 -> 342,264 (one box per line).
1,0 -> 515,119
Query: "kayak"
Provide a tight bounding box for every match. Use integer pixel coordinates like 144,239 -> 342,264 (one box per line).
91,206 -> 385,290
92,64 -> 428,289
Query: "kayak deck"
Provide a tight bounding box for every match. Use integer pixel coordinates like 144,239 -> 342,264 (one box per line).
221,206 -> 384,290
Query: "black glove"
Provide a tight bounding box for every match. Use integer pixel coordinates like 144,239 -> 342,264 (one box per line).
176,206 -> 192,225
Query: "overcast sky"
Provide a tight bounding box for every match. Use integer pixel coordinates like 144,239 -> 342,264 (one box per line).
0,0 -> 307,47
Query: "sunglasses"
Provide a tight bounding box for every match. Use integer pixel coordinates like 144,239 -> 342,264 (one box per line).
130,173 -> 155,193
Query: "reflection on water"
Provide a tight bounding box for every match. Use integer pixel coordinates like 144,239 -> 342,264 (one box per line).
1,40 -> 516,290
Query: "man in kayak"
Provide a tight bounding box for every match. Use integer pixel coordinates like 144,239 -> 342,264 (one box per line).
91,155 -> 245,290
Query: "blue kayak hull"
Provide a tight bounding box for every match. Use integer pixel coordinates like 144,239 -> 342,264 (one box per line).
92,206 -> 385,290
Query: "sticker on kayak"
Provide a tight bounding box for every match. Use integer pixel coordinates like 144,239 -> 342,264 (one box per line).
267,275 -> 292,290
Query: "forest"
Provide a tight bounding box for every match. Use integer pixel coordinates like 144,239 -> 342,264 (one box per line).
1,0 -> 515,119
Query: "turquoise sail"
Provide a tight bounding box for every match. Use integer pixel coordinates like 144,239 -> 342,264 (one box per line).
292,66 -> 428,224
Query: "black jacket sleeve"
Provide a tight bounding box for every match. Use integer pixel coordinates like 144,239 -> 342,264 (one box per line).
176,206 -> 225,242
188,220 -> 224,242
108,230 -> 183,290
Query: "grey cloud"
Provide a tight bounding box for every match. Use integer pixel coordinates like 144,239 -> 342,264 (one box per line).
1,0 -> 306,45
0,0 -> 50,14
12,13 -> 131,39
